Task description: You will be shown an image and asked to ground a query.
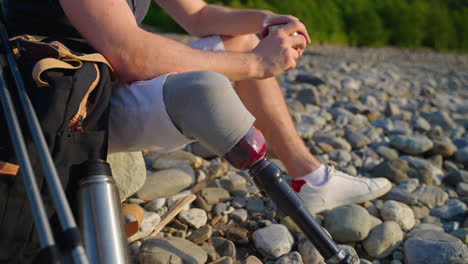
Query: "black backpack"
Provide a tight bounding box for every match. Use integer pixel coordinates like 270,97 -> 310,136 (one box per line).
0,35 -> 113,263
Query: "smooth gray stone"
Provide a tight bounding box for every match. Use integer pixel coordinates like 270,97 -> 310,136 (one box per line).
328,149 -> 352,164
363,221 -> 403,258
382,188 -> 418,206
430,199 -> 467,220
274,251 -> 303,264
404,230 -> 468,264
296,86 -> 321,106
376,146 -> 400,161
252,224 -> 294,259
230,209 -> 248,223
450,228 -> 468,244
457,182 -> 468,197
372,159 -> 409,183
297,233 -> 325,264
212,203 -> 228,215
455,147 -> 468,166
444,169 -> 468,187
136,166 -> 194,200
412,185 -> 449,209
212,237 -> 236,258
313,135 -> 352,152
345,130 -> 371,149
324,204 -> 374,242
381,200 -> 415,231
108,151 -> 147,200
431,136 -> 457,157
422,111 -> 458,131
178,208 -> 207,229
390,135 -> 433,154
139,237 -> 207,264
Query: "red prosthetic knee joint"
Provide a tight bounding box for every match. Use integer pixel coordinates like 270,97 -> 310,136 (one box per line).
223,127 -> 266,170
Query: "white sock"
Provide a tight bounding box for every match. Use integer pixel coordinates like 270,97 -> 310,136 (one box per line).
296,165 -> 328,186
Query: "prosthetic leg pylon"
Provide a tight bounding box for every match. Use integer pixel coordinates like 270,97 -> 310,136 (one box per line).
224,127 -> 354,264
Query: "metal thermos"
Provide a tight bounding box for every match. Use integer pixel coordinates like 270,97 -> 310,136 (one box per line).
77,160 -> 129,264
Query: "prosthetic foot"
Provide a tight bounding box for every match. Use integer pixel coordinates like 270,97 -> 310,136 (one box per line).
224,127 -> 354,264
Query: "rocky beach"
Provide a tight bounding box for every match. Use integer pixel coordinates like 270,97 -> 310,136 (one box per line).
111,41 -> 468,264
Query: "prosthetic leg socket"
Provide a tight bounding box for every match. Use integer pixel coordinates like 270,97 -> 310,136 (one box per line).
224,127 -> 354,264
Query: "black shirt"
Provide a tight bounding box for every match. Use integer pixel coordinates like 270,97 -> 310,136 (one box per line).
2,0 -> 151,38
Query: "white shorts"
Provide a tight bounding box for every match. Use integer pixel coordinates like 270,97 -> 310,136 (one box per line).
108,36 -> 226,153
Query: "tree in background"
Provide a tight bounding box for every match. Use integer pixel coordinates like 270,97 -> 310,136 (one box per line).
143,0 -> 468,53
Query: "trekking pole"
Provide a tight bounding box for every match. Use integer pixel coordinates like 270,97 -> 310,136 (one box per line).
0,59 -> 62,264
0,23 -> 89,264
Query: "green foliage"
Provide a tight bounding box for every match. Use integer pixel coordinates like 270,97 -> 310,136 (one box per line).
143,0 -> 468,52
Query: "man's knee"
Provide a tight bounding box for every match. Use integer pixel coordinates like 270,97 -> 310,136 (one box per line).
222,34 -> 260,52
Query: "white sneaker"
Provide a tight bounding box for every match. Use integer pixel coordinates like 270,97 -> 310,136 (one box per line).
291,166 -> 392,214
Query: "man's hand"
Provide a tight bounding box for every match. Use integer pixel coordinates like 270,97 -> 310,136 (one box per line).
261,14 -> 311,44
252,20 -> 308,79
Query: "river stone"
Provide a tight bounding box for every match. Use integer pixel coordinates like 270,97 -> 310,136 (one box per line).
404,230 -> 468,264
430,199 -> 467,220
401,156 -> 444,186
382,188 -> 418,205
450,228 -> 468,244
390,135 -> 433,154
411,223 -> 444,233
274,251 -> 303,264
431,137 -> 457,157
219,172 -> 247,192
381,200 -> 415,231
212,237 -> 236,258
296,86 -> 321,106
346,130 -> 371,149
178,208 -> 207,229
376,146 -> 400,161
197,187 -> 230,211
188,225 -> 213,244
313,135 -> 352,152
457,182 -> 468,196
372,159 -> 409,183
136,166 -> 195,200
297,233 -> 325,264
324,204 -> 374,242
423,111 -> 458,131
455,147 -> 468,166
328,149 -> 352,164
144,198 -> 167,213
252,224 -> 294,259
363,221 -> 403,258
412,185 -> 449,209
108,152 -> 146,200
139,237 -> 207,264
444,169 -> 468,187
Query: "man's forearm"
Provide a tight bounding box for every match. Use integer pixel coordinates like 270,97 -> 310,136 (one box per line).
118,29 -> 261,82
192,5 -> 272,37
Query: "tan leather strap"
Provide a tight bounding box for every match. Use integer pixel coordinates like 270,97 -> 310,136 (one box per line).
32,58 -> 83,87
0,161 -> 19,175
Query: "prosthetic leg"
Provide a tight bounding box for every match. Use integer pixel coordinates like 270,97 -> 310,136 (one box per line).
224,127 -> 354,264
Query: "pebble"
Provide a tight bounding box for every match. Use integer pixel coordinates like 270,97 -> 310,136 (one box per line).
138,237 -> 207,264
362,221 -> 403,258
212,237 -> 236,258
252,224 -> 294,259
274,251 -> 303,264
188,225 -> 213,244
380,200 -> 415,230
404,230 -> 468,264
246,197 -> 265,214
324,204 -> 374,242
136,166 -> 195,200
389,135 -> 433,154
230,209 -> 248,223
178,208 -> 208,229
197,187 -> 231,211
213,203 -> 228,215
144,198 -> 167,213
430,199 -> 467,220
412,185 -> 449,209
372,159 -> 409,183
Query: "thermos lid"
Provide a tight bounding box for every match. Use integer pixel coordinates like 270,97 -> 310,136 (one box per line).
79,159 -> 112,178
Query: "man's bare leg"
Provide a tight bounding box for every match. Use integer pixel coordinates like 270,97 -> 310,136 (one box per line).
221,34 -> 321,179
